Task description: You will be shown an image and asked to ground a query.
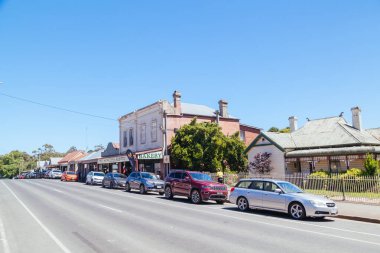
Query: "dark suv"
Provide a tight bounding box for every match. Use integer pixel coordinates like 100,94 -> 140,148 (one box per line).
164,170 -> 228,204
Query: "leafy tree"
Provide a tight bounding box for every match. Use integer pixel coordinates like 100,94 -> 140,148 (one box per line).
66,146 -> 78,154
279,127 -> 291,133
249,152 -> 272,174
267,127 -> 291,133
0,151 -> 34,178
364,153 -> 379,176
171,118 -> 247,173
268,127 -> 279,132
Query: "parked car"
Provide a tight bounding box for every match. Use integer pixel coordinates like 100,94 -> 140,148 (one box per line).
164,170 -> 228,204
44,170 -> 52,179
102,173 -> 126,189
18,172 -> 29,179
86,171 -> 105,185
125,172 -> 165,195
49,170 -> 62,179
26,172 -> 37,179
229,179 -> 338,220
61,171 -> 78,182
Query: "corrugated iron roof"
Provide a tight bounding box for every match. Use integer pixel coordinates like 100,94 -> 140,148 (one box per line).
263,117 -> 380,149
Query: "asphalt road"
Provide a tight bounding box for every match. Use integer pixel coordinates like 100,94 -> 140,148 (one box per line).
1,179 -> 380,253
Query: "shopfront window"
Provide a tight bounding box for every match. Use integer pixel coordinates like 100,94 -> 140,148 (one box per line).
129,128 -> 134,146
151,119 -> 157,142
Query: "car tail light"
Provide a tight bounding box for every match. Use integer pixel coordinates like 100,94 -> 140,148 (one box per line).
230,187 -> 235,193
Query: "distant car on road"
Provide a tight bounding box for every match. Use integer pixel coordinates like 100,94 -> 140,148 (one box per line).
102,173 -> 126,189
164,170 -> 228,204
125,172 -> 165,195
86,171 -> 105,185
61,171 -> 78,182
229,179 -> 338,220
49,170 -> 62,179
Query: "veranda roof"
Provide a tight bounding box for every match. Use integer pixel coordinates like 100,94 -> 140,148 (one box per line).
286,146 -> 380,158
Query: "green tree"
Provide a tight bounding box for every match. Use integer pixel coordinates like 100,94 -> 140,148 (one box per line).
0,151 -> 34,178
279,127 -> 291,133
171,118 -> 247,173
364,153 -> 379,176
66,146 -> 78,154
268,127 -> 279,132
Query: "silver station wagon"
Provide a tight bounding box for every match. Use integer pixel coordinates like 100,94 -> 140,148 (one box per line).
229,179 -> 338,220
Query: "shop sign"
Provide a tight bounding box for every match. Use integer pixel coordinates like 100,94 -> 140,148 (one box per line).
138,151 -> 163,160
98,156 -> 129,164
163,155 -> 170,164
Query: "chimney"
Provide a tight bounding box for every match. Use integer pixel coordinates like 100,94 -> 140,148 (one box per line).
173,90 -> 182,115
289,116 -> 298,133
351,106 -> 362,131
219,100 -> 229,118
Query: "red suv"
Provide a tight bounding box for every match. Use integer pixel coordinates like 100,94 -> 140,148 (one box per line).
164,170 -> 228,204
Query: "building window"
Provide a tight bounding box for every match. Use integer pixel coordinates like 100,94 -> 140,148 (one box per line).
140,123 -> 146,144
129,128 -> 134,146
123,131 -> 128,147
151,119 -> 157,142
240,130 -> 246,142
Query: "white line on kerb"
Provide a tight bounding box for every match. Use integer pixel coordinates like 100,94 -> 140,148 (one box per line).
98,204 -> 123,213
0,215 -> 11,253
1,181 -> 72,253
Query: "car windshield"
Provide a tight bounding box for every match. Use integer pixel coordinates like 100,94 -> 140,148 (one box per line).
113,173 -> 126,178
189,173 -> 212,181
94,172 -> 104,177
141,173 -> 157,180
67,172 -> 75,175
277,182 -> 303,193
52,170 -> 61,173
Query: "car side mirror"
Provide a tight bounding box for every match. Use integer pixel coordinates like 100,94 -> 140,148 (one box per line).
274,189 -> 283,194
184,176 -> 190,181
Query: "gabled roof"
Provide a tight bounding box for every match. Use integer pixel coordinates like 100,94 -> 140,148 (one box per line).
79,150 -> 103,163
367,128 -> 380,141
170,102 -> 238,119
58,151 -> 86,164
247,116 -> 380,152
49,157 -> 63,166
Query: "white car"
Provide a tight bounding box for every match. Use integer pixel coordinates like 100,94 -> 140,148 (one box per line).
86,171 -> 105,185
229,179 -> 338,220
49,170 -> 62,179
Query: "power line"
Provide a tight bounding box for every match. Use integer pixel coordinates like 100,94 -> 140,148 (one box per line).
0,92 -> 117,122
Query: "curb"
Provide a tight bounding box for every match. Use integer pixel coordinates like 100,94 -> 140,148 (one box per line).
336,215 -> 380,224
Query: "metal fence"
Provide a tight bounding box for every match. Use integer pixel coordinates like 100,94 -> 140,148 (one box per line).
209,173 -> 380,205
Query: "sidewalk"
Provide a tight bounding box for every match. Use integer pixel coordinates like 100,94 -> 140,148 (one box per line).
336,201 -> 380,224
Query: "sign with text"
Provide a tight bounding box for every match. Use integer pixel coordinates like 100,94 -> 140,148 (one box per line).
138,151 -> 163,160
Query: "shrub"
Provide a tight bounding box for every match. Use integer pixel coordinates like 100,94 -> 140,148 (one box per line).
364,153 -> 379,176
308,171 -> 329,178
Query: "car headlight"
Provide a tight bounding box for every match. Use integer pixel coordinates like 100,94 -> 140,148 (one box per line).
309,200 -> 326,207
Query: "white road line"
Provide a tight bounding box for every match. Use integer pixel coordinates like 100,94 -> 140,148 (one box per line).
39,180 -> 380,240
83,186 -> 380,246
98,204 -> 123,213
53,189 -> 64,193
1,181 -> 72,253
0,215 -> 11,253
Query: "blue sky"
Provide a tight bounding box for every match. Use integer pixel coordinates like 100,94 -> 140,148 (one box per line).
1,0 -> 379,155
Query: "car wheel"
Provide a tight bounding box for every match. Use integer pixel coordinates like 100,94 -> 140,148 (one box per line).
159,191 -> 164,196
91,179 -> 94,185
289,202 -> 306,220
125,183 -> 131,192
102,183 -> 105,188
110,182 -> 114,189
216,200 -> 224,205
139,184 -> 146,194
237,197 -> 249,211
165,186 -> 173,199
191,189 -> 202,204
85,180 -> 89,185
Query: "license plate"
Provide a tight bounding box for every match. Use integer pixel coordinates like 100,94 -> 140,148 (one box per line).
156,186 -> 162,189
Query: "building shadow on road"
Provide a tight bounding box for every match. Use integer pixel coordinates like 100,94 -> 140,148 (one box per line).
221,206 -> 335,223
